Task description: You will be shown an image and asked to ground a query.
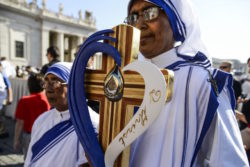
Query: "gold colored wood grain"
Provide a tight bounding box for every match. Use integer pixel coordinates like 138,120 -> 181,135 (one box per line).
85,86 -> 104,95
123,87 -> 144,99
101,99 -> 111,151
85,73 -> 107,83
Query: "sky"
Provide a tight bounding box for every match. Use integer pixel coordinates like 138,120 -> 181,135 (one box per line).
28,0 -> 250,63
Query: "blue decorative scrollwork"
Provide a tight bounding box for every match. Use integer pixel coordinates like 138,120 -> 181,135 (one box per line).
68,29 -> 121,167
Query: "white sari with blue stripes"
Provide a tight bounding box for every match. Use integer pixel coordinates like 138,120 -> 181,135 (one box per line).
129,48 -> 248,167
24,108 -> 99,167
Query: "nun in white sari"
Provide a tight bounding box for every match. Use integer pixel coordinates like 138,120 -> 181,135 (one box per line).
126,0 -> 249,166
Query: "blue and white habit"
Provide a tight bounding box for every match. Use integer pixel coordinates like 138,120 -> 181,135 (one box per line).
128,0 -> 249,166
24,62 -> 99,167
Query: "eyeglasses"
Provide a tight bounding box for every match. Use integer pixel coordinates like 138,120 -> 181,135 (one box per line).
42,80 -> 67,89
219,66 -> 230,69
124,6 -> 162,26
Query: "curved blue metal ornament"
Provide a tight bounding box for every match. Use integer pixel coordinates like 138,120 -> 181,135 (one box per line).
68,29 -> 121,167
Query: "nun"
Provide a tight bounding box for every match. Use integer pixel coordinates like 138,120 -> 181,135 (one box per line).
126,0 -> 248,166
24,62 -> 99,167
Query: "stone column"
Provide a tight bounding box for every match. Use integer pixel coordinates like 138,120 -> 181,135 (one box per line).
70,36 -> 77,61
57,32 -> 64,61
41,29 -> 49,66
77,36 -> 83,45
0,22 -> 9,59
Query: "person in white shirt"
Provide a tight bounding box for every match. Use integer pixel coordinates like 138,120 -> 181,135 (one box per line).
0,57 -> 16,78
0,62 -> 13,138
24,62 -> 99,167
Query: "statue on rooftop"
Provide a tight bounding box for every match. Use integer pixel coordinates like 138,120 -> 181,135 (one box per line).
78,10 -> 82,20
59,3 -> 63,14
42,0 -> 46,10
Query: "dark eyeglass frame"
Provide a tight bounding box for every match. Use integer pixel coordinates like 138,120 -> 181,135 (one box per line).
42,80 -> 67,89
219,66 -> 230,69
124,6 -> 163,26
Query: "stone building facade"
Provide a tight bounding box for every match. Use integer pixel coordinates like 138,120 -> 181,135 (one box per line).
0,0 -> 96,68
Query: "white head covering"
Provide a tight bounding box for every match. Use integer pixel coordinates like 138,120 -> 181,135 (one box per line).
128,0 -> 211,65
45,62 -> 72,83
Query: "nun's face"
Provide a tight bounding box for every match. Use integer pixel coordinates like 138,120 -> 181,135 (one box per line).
44,74 -> 68,111
129,0 -> 174,59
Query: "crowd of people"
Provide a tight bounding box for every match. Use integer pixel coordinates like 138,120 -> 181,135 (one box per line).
227,58 -> 250,159
14,73 -> 51,159
0,0 -> 249,166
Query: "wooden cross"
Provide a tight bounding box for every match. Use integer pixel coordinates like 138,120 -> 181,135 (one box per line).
84,24 -> 173,167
